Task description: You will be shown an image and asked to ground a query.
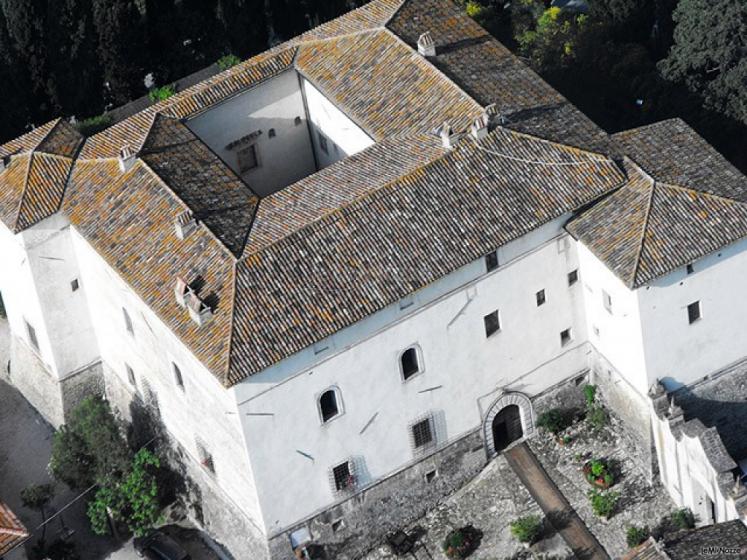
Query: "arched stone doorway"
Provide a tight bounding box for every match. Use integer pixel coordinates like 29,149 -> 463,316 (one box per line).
483,392 -> 535,458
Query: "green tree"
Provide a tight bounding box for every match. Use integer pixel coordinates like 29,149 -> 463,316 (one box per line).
659,0 -> 747,126
516,6 -> 588,72
0,8 -> 30,137
217,0 -> 267,57
21,483 -> 55,540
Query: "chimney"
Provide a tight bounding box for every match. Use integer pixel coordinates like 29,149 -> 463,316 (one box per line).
470,114 -> 490,140
174,277 -> 190,308
174,211 -> 198,240
186,292 -> 213,327
437,122 -> 457,149
118,145 -> 137,173
417,32 -> 436,57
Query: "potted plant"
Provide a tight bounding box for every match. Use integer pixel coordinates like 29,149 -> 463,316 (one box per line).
583,459 -> 614,489
510,515 -> 542,547
442,526 -> 480,558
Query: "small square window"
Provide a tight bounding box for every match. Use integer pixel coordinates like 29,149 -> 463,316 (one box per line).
331,519 -> 344,533
568,270 -> 578,286
602,290 -> 612,313
484,310 -> 500,338
536,289 -> 546,306
412,418 -> 434,449
294,116 -> 302,126
268,128 -> 276,138
318,132 -> 329,155
485,251 -> 499,272
687,301 -> 701,324
125,363 -> 136,386
332,461 -> 353,492
686,263 -> 694,275
71,279 -> 80,292
560,328 -> 572,346
25,321 -> 39,351
237,144 -> 259,173
425,469 -> 438,483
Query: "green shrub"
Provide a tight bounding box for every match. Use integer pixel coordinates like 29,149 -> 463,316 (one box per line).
75,114 -> 112,136
588,489 -> 619,518
586,405 -> 608,430
671,508 -> 695,530
148,85 -> 176,103
510,515 -> 542,544
626,525 -> 649,548
537,408 -> 573,435
583,384 -> 597,407
590,459 -> 606,477
217,53 -> 242,70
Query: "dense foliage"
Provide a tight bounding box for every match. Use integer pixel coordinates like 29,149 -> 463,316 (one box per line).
0,0 -> 364,141
510,515 -> 543,544
626,525 -> 650,548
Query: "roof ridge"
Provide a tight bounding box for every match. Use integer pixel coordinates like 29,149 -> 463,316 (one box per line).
223,259 -> 240,387
12,151 -> 36,232
625,161 -> 656,288
29,117 -> 63,152
656,180 -> 747,206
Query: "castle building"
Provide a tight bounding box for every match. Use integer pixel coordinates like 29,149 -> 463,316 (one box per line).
1,1 -> 746,558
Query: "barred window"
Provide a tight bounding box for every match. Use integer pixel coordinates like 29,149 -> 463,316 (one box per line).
484,251 -> 499,272
412,418 -> 434,449
332,461 -> 354,492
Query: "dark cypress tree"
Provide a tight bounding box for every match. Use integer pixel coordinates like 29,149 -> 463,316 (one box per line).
91,0 -> 145,106
217,0 -> 268,57
0,7 -> 30,140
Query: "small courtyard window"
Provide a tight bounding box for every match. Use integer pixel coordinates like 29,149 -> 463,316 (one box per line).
400,347 -> 421,381
332,461 -> 354,492
686,263 -> 694,275
173,362 -> 184,391
319,388 -> 341,423
237,144 -> 259,173
318,132 -> 329,155
25,321 -> 39,351
71,279 -> 80,292
485,251 -> 499,272
123,307 -> 134,336
125,363 -> 136,386
602,290 -> 612,313
568,269 -> 578,286
560,328 -> 573,347
536,289 -> 546,306
687,301 -> 701,324
484,310 -> 500,338
411,417 -> 435,451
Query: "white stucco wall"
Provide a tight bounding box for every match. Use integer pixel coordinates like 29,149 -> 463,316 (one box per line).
301,78 -> 374,169
576,243 -> 649,395
638,237 -> 747,390
234,219 -> 590,531
186,69 -> 317,197
68,227 -> 267,534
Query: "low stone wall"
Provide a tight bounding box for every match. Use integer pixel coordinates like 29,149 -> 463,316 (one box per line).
268,429 -> 486,560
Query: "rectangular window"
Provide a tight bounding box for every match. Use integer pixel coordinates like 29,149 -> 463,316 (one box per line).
687,301 -> 701,324
568,269 -> 578,286
484,310 -> 500,338
125,363 -> 136,386
318,132 -> 329,155
332,461 -> 353,492
25,321 -> 39,351
412,418 -> 434,449
602,290 -> 612,313
686,263 -> 694,275
484,251 -> 499,272
237,144 -> 259,173
71,279 -> 80,292
535,289 -> 546,306
560,328 -> 573,347
173,362 -> 184,391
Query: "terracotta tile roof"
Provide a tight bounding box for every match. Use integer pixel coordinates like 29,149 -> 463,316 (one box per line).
0,119 -> 82,232
228,129 -> 623,381
139,114 -> 259,257
387,0 -> 610,151
624,522 -> 747,560
0,500 -> 29,556
296,29 -> 483,140
568,121 -> 747,288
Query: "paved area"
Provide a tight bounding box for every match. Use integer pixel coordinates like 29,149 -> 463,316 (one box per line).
506,442 -> 609,560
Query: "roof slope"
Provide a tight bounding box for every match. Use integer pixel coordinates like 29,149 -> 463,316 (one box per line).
228,128 -> 623,381
0,119 -> 83,232
0,500 -> 29,556
568,120 -> 747,288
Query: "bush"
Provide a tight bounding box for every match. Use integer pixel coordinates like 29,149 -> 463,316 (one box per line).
671,508 -> 695,530
75,114 -> 112,136
626,525 -> 650,548
148,85 -> 176,103
583,384 -> 597,407
442,526 -> 481,558
588,489 -> 619,518
583,458 -> 614,488
537,408 -> 573,435
586,405 -> 608,430
510,515 -> 542,544
217,53 -> 242,70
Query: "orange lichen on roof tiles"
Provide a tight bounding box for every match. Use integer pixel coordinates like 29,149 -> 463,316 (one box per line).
0,500 -> 29,556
